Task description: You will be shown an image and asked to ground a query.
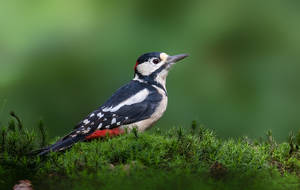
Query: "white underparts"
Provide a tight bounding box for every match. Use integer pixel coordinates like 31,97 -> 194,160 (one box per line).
122,85 -> 168,132
155,71 -> 168,90
103,89 -> 149,112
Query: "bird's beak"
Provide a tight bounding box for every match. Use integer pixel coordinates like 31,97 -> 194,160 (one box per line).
166,54 -> 189,64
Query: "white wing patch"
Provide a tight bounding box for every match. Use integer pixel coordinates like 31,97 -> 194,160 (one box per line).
102,89 -> 149,112
97,112 -> 104,118
102,106 -> 113,112
83,119 -> 90,124
111,118 -> 116,124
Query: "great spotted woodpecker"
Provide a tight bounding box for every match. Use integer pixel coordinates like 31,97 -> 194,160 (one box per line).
38,52 -> 188,155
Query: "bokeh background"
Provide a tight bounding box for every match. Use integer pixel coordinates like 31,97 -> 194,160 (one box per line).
0,0 -> 299,141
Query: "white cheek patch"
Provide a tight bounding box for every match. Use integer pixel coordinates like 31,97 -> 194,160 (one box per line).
137,61 -> 166,76
137,62 -> 157,76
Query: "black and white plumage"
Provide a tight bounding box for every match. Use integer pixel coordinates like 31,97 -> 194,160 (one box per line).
38,52 -> 188,155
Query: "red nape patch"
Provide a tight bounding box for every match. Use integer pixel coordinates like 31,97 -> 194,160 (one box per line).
134,61 -> 139,71
85,128 -> 124,140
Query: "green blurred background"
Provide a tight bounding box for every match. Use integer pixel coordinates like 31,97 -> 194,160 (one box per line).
0,0 -> 299,141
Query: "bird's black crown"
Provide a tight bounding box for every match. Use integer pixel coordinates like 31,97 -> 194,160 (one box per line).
136,52 -> 162,64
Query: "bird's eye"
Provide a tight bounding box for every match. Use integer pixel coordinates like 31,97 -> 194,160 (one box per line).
152,59 -> 160,64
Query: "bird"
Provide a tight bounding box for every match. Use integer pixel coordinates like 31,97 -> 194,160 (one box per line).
38,52 -> 188,156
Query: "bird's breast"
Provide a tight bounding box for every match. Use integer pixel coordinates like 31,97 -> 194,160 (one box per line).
123,85 -> 168,131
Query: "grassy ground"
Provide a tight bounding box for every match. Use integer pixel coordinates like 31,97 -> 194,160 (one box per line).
1,114 -> 300,190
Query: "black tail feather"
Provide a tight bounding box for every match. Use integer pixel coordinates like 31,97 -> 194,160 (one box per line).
37,136 -> 83,156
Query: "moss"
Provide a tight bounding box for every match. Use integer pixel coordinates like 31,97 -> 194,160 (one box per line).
0,116 -> 300,189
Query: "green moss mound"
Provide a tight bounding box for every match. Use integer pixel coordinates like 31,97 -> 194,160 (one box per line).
1,117 -> 300,190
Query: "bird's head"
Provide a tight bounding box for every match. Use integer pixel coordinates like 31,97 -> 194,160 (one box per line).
134,52 -> 188,86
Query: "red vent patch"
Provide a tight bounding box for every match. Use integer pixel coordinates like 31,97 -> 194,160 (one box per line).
85,128 -> 124,140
